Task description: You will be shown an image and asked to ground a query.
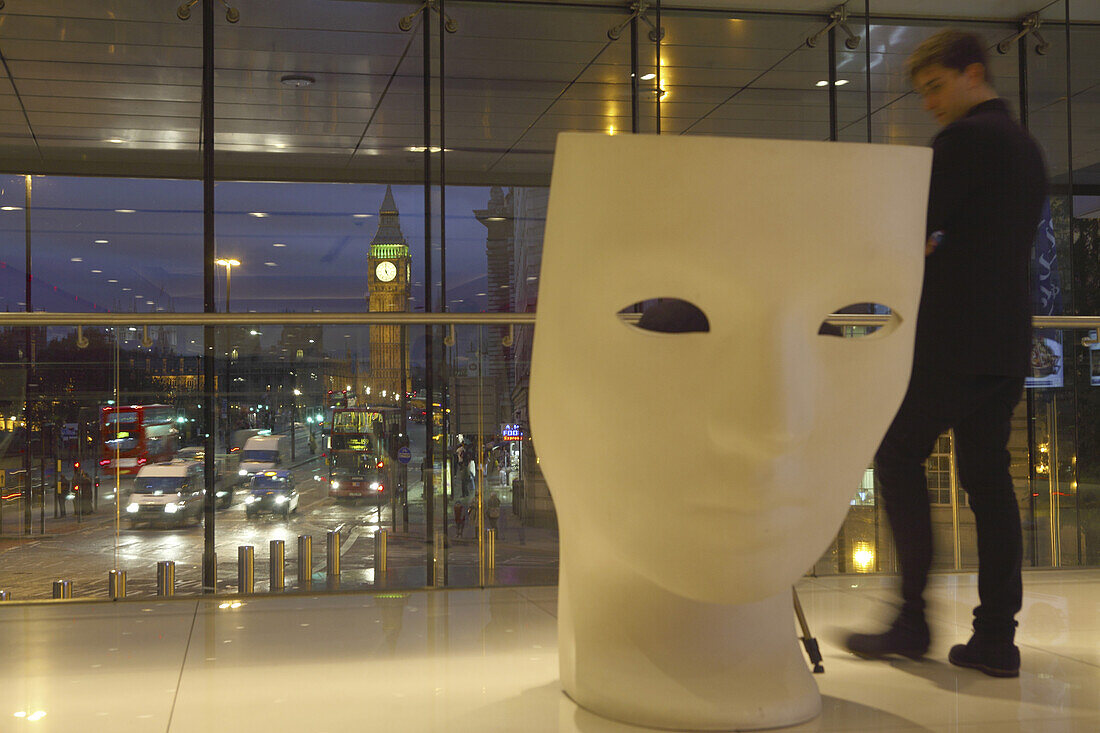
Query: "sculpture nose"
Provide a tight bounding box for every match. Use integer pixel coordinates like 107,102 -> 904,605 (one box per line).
706,323 -> 816,457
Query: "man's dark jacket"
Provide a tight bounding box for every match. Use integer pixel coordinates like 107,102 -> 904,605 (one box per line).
914,97 -> 1048,377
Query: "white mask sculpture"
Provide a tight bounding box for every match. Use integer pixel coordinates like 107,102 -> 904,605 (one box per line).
530,133 -> 931,730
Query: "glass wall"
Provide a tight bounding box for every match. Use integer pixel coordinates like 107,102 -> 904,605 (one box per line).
0,1 -> 1097,601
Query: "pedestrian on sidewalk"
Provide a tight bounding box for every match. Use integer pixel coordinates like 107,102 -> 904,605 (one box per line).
486,492 -> 501,533
844,29 -> 1047,679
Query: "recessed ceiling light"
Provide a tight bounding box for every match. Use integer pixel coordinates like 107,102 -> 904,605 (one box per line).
352,214 -> 372,218
1,206 -> 22,211
816,80 -> 829,87
91,269 -> 102,274
94,239 -> 109,244
405,146 -> 449,153
272,242 -> 287,247
71,257 -> 83,262
640,73 -> 656,80
108,279 -> 118,283
835,79 -> 850,86
106,138 -> 126,144
249,212 -> 269,218
264,262 -> 278,267
115,209 -> 136,213
280,74 -> 315,88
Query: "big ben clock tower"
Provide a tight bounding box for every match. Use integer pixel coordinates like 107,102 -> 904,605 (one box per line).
367,185 -> 412,399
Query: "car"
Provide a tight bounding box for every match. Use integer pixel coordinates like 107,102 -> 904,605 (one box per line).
244,470 -> 299,519
176,446 -> 235,509
126,461 -> 204,528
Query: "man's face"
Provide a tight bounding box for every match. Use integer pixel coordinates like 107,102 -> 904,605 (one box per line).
914,63 -> 980,126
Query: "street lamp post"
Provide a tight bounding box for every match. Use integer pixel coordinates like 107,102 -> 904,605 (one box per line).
215,259 -> 240,451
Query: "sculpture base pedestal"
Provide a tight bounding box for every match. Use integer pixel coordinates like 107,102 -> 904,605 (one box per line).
560,572 -> 822,731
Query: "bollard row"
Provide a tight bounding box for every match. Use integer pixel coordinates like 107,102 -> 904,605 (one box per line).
38,529 -> 350,601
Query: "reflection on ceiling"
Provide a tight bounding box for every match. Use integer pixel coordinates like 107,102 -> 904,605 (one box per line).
0,1 -> 1096,185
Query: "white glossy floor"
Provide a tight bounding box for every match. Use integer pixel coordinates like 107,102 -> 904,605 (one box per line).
1,570 -> 1097,732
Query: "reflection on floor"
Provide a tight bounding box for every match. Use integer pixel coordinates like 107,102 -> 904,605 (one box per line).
0,570 -> 1097,732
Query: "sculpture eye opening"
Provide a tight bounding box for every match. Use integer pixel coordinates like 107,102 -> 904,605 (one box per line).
818,303 -> 897,338
621,299 -> 710,334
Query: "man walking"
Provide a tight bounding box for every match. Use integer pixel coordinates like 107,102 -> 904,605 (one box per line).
845,30 -> 1047,678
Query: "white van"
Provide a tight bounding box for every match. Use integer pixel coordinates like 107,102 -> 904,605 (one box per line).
238,434 -> 290,478
126,461 -> 204,528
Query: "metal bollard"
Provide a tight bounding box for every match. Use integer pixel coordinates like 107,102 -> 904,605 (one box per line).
238,545 -> 255,595
0,590 -> 10,601
297,535 -> 312,590
374,529 -> 387,587
52,580 -> 72,599
433,530 -> 445,587
270,539 -> 285,592
108,570 -> 127,600
157,561 -> 176,597
326,529 -> 341,585
486,528 -> 496,570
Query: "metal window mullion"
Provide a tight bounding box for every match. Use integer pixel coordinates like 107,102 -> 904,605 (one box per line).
202,0 -> 218,593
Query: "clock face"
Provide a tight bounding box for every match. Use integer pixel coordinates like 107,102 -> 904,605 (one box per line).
375,261 -> 397,282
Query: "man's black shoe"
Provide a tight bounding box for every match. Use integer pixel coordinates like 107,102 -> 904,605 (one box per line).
948,635 -> 1020,678
845,617 -> 930,660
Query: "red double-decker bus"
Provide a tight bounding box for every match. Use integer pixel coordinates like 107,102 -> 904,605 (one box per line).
325,406 -> 401,502
99,404 -> 179,475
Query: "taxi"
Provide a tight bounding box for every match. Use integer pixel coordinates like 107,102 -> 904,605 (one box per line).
244,470 -> 299,519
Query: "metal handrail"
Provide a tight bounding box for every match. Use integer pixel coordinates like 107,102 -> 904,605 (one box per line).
0,312 -> 1095,329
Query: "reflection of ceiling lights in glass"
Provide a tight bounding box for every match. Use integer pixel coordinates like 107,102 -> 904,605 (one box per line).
249,212 -> 269,218
272,242 -> 287,247
115,209 -> 136,213
406,146 -> 450,153
91,270 -> 102,274
1,206 -> 22,211
94,239 -> 108,244
352,214 -> 372,218
835,79 -> 850,86
641,73 -> 656,80
485,216 -> 505,222
280,74 -> 315,88
106,138 -> 126,143
71,257 -> 83,262
816,79 -> 849,87
264,262 -> 278,267
122,287 -> 132,291
108,279 -> 118,283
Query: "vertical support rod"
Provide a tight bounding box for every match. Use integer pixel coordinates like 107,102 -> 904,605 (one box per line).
238,545 -> 254,594
630,14 -> 639,133
948,431 -> 962,570
828,25 -> 838,141
439,2 -> 450,571
23,175 -> 32,536
297,534 -> 313,589
52,580 -> 72,599
422,9 -> 436,584
654,0 -> 661,134
201,0 -> 218,594
157,561 -> 176,597
1018,37 -> 1029,131
0,591 -> 10,601
108,570 -> 126,600
270,539 -> 285,591
864,0 -> 872,142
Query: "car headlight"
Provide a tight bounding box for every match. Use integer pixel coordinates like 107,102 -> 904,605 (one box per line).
275,495 -> 288,504
126,503 -> 139,513
245,496 -> 256,504
164,503 -> 179,513
370,482 -> 382,492
331,481 -> 340,490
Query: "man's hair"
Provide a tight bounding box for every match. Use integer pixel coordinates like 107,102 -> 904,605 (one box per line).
907,29 -> 991,83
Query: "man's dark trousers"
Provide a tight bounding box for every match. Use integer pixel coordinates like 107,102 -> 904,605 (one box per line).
875,366 -> 1024,640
